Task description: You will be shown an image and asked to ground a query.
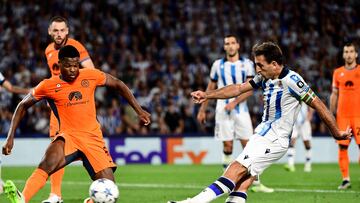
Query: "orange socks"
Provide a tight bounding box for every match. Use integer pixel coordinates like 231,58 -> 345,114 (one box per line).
22,168 -> 49,202
338,149 -> 349,179
50,168 -> 64,197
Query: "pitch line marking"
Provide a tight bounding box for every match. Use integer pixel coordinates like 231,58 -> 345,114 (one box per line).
12,180 -> 360,194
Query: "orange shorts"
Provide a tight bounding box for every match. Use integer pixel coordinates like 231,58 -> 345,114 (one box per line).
54,131 -> 116,178
336,116 -> 360,145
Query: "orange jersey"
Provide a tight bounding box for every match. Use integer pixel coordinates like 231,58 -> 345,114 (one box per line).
332,65 -> 360,117
32,68 -> 106,136
45,38 -> 90,76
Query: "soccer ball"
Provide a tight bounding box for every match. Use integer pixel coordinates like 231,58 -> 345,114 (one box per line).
89,178 -> 119,203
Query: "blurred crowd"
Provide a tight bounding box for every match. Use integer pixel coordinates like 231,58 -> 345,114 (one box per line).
0,0 -> 359,136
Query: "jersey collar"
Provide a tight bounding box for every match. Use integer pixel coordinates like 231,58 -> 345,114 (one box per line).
278,66 -> 290,79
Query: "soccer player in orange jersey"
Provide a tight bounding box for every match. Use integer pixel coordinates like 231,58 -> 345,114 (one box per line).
1,45 -> 151,203
330,42 -> 360,189
42,16 -> 96,203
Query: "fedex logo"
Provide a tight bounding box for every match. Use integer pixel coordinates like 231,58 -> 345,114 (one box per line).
109,137 -> 208,164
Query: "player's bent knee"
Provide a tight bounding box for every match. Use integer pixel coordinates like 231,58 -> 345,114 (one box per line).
94,168 -> 115,182
224,161 -> 248,183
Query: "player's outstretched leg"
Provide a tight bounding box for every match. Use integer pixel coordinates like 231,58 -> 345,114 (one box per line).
4,180 -> 25,203
167,198 -> 194,203
284,147 -> 296,172
41,168 -> 65,203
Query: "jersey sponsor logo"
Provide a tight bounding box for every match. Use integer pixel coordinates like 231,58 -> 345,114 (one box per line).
81,79 -> 89,87
290,74 -> 300,82
68,91 -> 83,101
297,81 -> 304,88
345,80 -> 354,87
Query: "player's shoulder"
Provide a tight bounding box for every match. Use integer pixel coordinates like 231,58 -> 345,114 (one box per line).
333,66 -> 345,74
239,56 -> 252,63
212,58 -> 224,66
281,67 -> 303,83
66,38 -> 85,47
79,68 -> 103,76
45,42 -> 55,55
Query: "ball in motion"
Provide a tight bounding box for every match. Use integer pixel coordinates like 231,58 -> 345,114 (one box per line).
89,178 -> 119,203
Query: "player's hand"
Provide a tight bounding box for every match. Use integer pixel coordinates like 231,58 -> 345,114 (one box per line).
2,138 -> 14,155
191,91 -> 207,104
138,110 -> 151,126
335,126 -> 352,140
197,111 -> 206,124
224,101 -> 237,111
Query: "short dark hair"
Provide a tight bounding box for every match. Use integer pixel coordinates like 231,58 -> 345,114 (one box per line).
58,45 -> 80,60
49,16 -> 68,27
344,42 -> 358,53
224,34 -> 239,43
252,42 -> 283,65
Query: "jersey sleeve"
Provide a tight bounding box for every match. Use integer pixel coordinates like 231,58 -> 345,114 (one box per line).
32,80 -> 48,100
0,72 -> 5,85
285,73 -> 315,104
209,60 -> 219,82
249,74 -> 263,89
91,69 -> 107,86
245,59 -> 255,78
332,69 -> 339,88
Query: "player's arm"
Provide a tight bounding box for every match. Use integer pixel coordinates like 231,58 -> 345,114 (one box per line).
2,80 -> 30,95
329,86 -> 339,116
192,82 -> 253,104
197,80 -> 216,124
104,73 -> 151,125
2,94 -> 39,155
80,58 -> 95,69
225,78 -> 254,111
304,91 -> 351,140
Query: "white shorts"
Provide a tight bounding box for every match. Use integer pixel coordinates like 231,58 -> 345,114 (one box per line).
214,110 -> 253,141
236,134 -> 288,176
291,120 -> 312,141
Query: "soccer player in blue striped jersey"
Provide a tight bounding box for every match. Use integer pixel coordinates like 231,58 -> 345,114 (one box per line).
0,71 -> 29,195
197,35 -> 272,193
169,42 -> 351,203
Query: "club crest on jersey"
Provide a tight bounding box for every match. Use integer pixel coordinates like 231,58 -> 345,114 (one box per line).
81,79 -> 89,87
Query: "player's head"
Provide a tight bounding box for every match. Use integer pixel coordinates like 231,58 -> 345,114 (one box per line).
252,42 -> 283,79
58,45 -> 80,82
223,35 -> 240,58
48,16 -> 69,46
343,42 -> 358,65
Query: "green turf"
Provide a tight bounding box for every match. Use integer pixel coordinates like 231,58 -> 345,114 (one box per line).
0,163 -> 359,202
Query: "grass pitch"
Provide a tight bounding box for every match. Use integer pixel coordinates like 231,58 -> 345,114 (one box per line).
0,163 -> 359,203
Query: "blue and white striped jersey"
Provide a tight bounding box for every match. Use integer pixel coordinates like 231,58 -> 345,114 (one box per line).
210,57 -> 255,113
249,67 -> 312,141
0,72 -> 5,85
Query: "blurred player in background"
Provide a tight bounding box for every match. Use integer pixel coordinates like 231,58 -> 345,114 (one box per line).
330,42 -> 360,189
0,71 -> 30,194
42,16 -> 95,203
197,35 -> 273,193
2,45 -> 151,203
284,103 -> 314,172
169,41 -> 351,203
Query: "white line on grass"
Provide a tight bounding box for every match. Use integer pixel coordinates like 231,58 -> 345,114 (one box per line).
13,180 -> 360,194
